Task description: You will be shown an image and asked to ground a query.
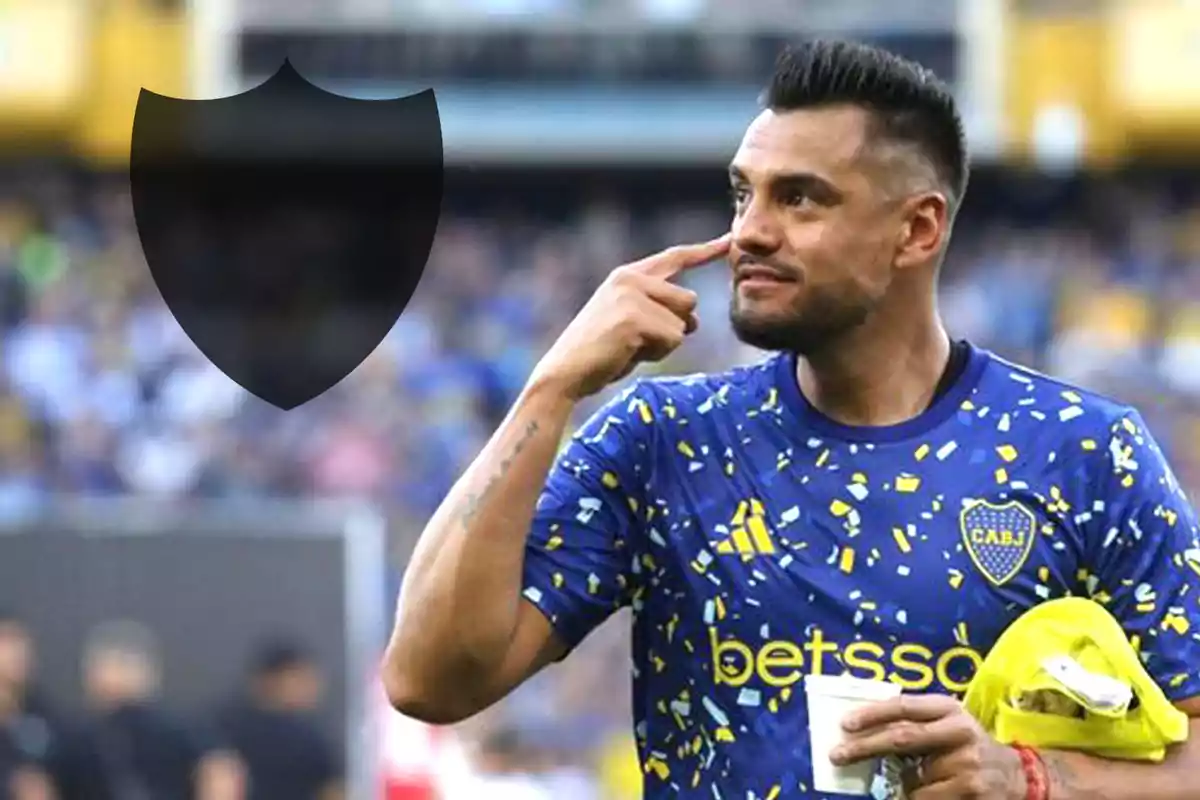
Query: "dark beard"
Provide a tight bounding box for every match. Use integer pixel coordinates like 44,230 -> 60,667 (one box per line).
728,292 -> 872,355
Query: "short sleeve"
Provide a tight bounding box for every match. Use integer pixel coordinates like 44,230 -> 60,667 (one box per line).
521,382 -> 652,651
1086,411 -> 1200,701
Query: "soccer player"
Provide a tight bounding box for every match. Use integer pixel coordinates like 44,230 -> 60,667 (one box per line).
384,40 -> 1200,799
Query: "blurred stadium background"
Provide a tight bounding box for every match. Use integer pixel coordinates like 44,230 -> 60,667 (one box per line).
0,0 -> 1195,798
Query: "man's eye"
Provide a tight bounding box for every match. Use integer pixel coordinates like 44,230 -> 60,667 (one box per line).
729,186 -> 749,205
782,191 -> 811,207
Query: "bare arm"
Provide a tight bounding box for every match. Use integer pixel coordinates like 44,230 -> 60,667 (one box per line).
1039,701 -> 1200,800
382,381 -> 578,723
381,235 -> 729,724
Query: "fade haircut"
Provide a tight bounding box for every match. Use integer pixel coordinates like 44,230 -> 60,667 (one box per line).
763,39 -> 970,210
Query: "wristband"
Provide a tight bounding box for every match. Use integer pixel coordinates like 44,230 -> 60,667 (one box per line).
1011,744 -> 1050,800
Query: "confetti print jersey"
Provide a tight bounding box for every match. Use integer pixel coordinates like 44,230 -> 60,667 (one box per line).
522,343 -> 1200,799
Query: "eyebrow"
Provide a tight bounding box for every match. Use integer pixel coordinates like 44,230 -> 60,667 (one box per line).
727,166 -> 844,205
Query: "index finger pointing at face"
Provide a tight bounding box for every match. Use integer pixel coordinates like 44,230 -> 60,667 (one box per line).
633,234 -> 732,279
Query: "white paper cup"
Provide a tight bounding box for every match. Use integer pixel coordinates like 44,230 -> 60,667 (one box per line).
805,674 -> 902,796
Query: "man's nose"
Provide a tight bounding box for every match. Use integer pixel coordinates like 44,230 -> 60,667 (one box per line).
732,198 -> 783,254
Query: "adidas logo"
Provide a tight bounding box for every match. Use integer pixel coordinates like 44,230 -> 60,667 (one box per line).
712,499 -> 776,557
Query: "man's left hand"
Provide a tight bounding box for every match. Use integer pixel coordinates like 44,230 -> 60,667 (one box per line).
828,693 -> 1026,799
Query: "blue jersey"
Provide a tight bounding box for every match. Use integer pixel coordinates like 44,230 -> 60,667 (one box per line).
521,343 -> 1200,799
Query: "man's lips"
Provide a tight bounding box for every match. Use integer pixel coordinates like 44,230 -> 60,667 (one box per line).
735,263 -> 795,283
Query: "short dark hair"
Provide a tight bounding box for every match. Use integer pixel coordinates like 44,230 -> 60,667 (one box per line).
250,637 -> 313,677
763,39 -> 969,207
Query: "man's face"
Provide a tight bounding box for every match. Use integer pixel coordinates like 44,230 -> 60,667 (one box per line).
262,663 -> 323,712
726,105 -> 906,354
0,623 -> 32,689
85,651 -> 156,707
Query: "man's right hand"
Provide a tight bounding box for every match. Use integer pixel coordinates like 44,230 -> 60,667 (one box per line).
530,234 -> 731,401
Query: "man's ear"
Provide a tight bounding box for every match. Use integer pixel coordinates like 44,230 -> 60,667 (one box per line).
894,192 -> 949,271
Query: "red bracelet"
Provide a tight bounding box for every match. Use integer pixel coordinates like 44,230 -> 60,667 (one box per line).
1011,744 -> 1050,800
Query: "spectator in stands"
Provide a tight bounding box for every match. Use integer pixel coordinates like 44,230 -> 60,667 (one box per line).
53,620 -> 244,800
0,611 -> 61,742
216,638 -> 343,800
0,612 -> 58,800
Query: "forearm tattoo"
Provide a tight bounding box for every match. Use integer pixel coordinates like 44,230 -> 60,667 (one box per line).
459,420 -> 542,527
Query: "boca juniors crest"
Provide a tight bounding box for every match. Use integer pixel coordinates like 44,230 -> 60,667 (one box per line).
959,500 -> 1037,586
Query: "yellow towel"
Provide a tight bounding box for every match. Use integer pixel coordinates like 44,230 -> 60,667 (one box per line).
963,597 -> 1189,761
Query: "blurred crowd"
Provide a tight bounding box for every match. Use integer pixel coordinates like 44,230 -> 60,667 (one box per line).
0,166 -> 1196,516
0,163 -> 1197,798
0,609 -> 343,800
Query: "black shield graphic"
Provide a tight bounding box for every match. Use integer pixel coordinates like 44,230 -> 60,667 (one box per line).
130,59 -> 443,410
